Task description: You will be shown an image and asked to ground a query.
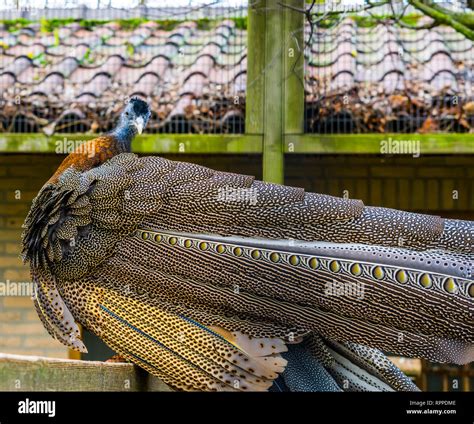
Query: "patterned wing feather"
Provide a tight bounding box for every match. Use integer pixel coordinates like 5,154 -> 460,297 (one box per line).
22,154 -> 474,390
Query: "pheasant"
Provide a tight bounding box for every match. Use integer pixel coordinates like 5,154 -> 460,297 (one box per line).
22,99 -> 473,392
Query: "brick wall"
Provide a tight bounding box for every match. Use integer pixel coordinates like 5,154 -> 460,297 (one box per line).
0,155 -> 67,358
0,153 -> 472,359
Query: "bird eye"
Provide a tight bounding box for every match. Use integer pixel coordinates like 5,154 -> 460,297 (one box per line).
125,112 -> 130,117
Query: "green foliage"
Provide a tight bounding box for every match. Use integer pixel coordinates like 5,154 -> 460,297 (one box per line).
351,13 -> 424,28
79,19 -> 108,30
401,13 -> 423,26
230,17 -> 247,30
2,17 -> 76,33
53,28 -> 60,46
195,18 -> 213,30
152,17 -> 246,31
126,42 -> 135,57
1,18 -> 31,32
40,18 -> 75,33
154,19 -> 186,30
0,16 -> 247,34
116,18 -> 148,30
33,52 -> 48,66
351,15 -> 379,28
317,17 -> 341,28
79,48 -> 94,65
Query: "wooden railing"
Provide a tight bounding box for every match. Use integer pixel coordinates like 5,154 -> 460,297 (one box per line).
0,353 -> 171,392
0,352 -> 424,392
3,352 -> 472,392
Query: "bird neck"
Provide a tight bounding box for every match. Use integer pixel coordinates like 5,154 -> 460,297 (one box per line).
111,124 -> 137,153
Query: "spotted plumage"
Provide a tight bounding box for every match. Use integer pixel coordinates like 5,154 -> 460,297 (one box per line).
21,103 -> 473,392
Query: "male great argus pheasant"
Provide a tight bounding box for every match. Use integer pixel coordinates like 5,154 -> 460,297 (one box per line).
22,98 -> 474,391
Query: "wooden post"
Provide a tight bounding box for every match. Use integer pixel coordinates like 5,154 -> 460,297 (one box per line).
263,1 -> 284,184
247,0 -> 304,184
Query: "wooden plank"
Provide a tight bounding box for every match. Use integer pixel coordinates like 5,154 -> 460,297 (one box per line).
0,133 -> 263,154
0,353 -> 172,392
263,0 -> 284,184
245,0 -> 266,134
284,0 -> 305,135
134,134 -> 262,154
1,133 -> 472,155
285,133 -> 474,154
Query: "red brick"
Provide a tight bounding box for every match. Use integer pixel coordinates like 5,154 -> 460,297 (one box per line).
5,190 -> 39,202
0,336 -> 22,347
5,243 -> 21,255
3,297 -> 34,308
0,204 -> 28,216
25,310 -> 40,321
0,322 -> 48,335
23,336 -> 61,348
4,217 -> 25,229
0,230 -> 22,241
0,256 -> 24,267
2,269 -> 30,281
0,311 -> 22,321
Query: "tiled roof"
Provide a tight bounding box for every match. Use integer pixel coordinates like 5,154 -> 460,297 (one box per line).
0,19 -> 247,134
305,18 -> 474,133
1,17 -> 473,134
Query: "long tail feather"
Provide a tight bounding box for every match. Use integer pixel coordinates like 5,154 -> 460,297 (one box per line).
89,288 -> 288,391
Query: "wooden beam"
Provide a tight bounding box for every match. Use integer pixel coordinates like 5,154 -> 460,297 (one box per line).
284,133 -> 474,154
1,133 -> 473,155
134,134 -> 262,154
263,0 -> 285,184
0,353 -> 172,392
0,133 -> 263,154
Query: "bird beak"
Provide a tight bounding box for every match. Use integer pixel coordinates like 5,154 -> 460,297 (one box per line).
134,116 -> 145,134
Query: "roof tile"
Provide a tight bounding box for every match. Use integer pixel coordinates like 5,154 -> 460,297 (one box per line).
33,73 -> 64,96
78,74 -> 111,98
1,17 -> 471,134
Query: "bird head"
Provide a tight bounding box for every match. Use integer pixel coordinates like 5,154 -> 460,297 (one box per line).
120,97 -> 151,135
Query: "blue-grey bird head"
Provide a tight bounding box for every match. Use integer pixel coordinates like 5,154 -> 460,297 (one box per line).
120,97 -> 151,135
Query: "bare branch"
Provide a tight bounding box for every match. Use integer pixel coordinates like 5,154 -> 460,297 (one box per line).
408,0 -> 474,40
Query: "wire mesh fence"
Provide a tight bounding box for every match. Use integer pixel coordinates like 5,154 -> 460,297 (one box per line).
304,3 -> 474,134
0,0 -> 247,134
2,1 -> 474,135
